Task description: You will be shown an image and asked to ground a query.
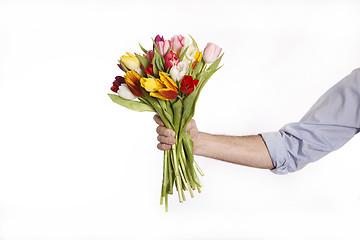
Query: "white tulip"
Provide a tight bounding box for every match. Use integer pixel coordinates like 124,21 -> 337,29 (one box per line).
117,83 -> 137,100
170,61 -> 189,82
180,37 -> 198,64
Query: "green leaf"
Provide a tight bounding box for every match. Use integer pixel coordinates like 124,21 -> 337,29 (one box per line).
135,53 -> 150,69
118,60 -> 129,72
192,59 -> 205,77
189,35 -> 199,51
108,94 -> 154,112
179,46 -> 189,61
139,43 -> 148,54
172,99 -> 183,133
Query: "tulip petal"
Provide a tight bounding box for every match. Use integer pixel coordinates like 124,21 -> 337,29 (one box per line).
158,88 -> 178,100
159,72 -> 178,90
150,92 -> 169,100
125,71 -> 143,97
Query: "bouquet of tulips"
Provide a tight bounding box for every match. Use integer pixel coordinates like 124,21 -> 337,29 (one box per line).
108,34 -> 223,211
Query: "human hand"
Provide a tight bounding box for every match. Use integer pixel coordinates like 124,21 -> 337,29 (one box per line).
153,115 -> 200,151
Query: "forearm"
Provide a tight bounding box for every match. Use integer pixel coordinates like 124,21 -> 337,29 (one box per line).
194,132 -> 275,169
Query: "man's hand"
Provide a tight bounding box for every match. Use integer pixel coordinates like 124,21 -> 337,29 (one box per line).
153,115 -> 200,151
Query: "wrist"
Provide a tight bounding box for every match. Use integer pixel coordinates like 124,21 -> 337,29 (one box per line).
193,131 -> 206,156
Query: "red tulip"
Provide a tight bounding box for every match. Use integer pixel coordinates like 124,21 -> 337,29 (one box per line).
110,76 -> 125,92
180,75 -> 199,95
144,64 -> 154,76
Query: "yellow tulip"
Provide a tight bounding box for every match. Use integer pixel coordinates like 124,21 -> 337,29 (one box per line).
140,72 -> 178,100
121,52 -> 140,70
192,51 -> 203,69
140,77 -> 163,92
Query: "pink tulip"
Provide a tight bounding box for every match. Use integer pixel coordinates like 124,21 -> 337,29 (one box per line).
165,58 -> 179,70
164,51 -> 179,70
170,35 -> 185,56
146,50 -> 154,62
164,51 -> 177,62
203,42 -> 222,64
156,40 -> 170,56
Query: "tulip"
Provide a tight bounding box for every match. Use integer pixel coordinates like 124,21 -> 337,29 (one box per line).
164,51 -> 179,70
180,75 -> 199,95
110,76 -> 125,92
203,42 -> 222,64
164,51 -> 177,62
140,77 -> 163,92
144,64 -> 154,76
182,44 -> 198,64
156,40 -> 171,56
146,50 -> 154,62
140,72 -> 178,100
121,52 -> 141,70
170,35 -> 185,56
192,51 -> 203,69
117,83 -> 137,100
154,35 -> 164,44
124,70 -> 143,97
170,61 -> 189,82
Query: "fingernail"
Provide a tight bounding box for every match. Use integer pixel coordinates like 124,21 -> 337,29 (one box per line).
171,131 -> 175,137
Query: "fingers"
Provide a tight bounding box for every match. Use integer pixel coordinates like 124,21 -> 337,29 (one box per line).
156,123 -> 176,151
153,115 -> 164,126
157,135 -> 176,145
157,143 -> 172,151
156,126 -> 175,138
156,132 -> 175,151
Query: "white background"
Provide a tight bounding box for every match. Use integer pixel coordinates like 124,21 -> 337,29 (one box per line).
1,0 -> 360,239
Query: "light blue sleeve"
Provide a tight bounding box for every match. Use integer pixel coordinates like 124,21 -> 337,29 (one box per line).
261,68 -> 360,174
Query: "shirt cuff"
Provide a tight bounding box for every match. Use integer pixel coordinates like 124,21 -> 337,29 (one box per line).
260,131 -> 289,175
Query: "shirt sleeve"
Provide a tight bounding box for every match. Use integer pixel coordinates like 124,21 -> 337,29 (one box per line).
260,68 -> 360,174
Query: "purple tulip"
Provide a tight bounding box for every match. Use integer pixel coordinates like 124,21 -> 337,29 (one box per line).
154,35 -> 164,44
115,76 -> 125,86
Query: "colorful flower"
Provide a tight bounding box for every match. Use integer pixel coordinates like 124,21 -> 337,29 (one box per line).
192,51 -> 203,69
140,72 -> 178,100
164,51 -> 179,70
154,35 -> 164,44
146,50 -> 154,63
154,35 -> 170,56
157,40 -> 171,56
180,75 -> 199,95
118,83 -> 137,100
203,43 -> 222,64
121,52 -> 141,70
170,35 -> 185,56
124,70 -> 143,97
170,61 -> 189,82
144,64 -> 154,76
110,76 -> 125,92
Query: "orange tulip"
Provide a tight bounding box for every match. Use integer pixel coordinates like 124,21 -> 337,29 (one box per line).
140,72 -> 178,100
125,70 -> 143,97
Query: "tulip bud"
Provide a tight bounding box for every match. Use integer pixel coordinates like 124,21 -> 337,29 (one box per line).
170,61 -> 189,82
120,52 -> 141,70
146,50 -> 154,62
156,40 -> 171,56
165,58 -> 179,70
170,35 -> 185,56
154,35 -> 164,44
203,43 -> 222,64
164,51 -> 177,62
117,83 -> 137,100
